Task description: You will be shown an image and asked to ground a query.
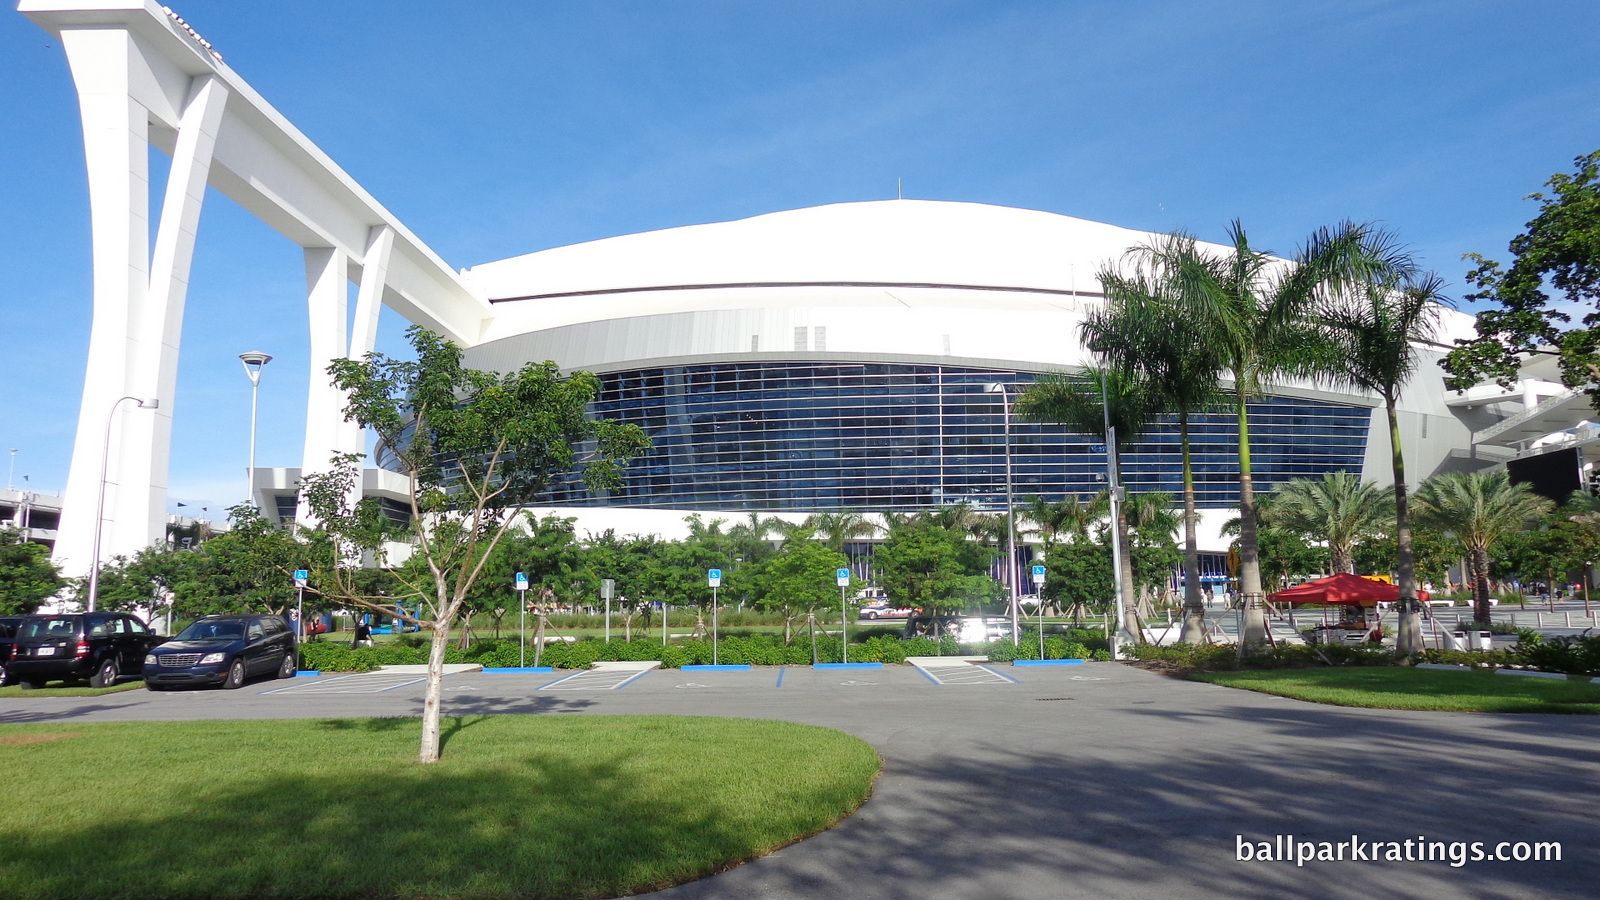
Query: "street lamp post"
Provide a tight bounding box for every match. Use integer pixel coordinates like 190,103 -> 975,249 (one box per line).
986,383 -> 1020,645
239,351 -> 272,508
86,396 -> 159,612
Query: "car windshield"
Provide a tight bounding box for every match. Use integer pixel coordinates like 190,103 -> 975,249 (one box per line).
177,621 -> 245,640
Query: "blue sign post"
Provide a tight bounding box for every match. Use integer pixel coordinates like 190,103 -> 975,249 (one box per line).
1032,564 -> 1048,658
514,572 -> 530,667
837,568 -> 852,664
708,569 -> 722,665
292,569 -> 310,663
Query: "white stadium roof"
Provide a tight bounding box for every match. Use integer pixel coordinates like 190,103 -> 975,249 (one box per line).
463,199 -> 1153,303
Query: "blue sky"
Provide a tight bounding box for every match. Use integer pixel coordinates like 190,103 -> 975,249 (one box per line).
1,0 -> 1597,514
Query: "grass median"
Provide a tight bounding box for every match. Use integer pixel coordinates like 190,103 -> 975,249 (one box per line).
1192,667 -> 1600,713
0,715 -> 881,900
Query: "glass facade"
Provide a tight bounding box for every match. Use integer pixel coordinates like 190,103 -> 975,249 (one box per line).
535,362 -> 1370,512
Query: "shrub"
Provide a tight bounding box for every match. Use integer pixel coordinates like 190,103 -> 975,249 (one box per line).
1416,648 -> 1513,668
985,632 -> 1093,662
1514,634 -> 1600,676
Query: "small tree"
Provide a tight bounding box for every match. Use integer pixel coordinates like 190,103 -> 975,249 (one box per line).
874,515 -> 997,614
747,537 -> 851,641
0,528 -> 64,615
300,327 -> 648,763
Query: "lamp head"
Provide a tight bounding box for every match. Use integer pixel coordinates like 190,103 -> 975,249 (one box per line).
239,351 -> 273,386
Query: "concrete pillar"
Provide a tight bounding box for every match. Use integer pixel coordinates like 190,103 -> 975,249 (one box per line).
54,30 -> 226,577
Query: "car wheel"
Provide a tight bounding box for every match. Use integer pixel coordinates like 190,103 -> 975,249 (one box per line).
89,658 -> 119,689
223,658 -> 246,690
863,611 -> 878,619
277,652 -> 297,679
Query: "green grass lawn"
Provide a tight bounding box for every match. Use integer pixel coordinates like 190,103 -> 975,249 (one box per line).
0,716 -> 881,900
1192,667 -> 1600,713
0,680 -> 146,698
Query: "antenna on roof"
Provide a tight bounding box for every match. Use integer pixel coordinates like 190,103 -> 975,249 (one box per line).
897,178 -> 902,200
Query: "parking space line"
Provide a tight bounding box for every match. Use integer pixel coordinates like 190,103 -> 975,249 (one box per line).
258,672 -> 371,695
537,668 -> 652,691
915,662 -> 1015,686
260,671 -> 435,695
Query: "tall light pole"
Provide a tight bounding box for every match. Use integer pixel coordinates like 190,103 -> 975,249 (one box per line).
986,382 -> 1020,646
87,396 -> 159,612
239,351 -> 272,508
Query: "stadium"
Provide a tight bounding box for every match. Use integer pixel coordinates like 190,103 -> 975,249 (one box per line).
28,1 -> 1542,577
439,198 -> 1486,561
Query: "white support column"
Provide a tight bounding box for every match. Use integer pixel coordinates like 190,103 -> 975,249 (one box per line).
55,29 -> 155,577
343,225 -> 393,456
297,246 -> 350,524
134,74 -> 228,552
54,29 -> 227,577
296,225 -> 391,525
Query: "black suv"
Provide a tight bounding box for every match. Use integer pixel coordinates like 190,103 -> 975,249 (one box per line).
144,614 -> 297,690
5,612 -> 165,689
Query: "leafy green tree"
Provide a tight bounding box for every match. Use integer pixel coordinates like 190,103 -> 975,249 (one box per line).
1443,150 -> 1600,407
1413,471 -> 1554,625
873,515 -> 997,614
1254,530 -> 1326,594
1351,528 -> 1455,590
300,326 -> 648,763
1090,240 -> 1227,642
1042,540 -> 1114,619
0,529 -> 64,615
181,505 -> 310,615
746,537 -> 851,641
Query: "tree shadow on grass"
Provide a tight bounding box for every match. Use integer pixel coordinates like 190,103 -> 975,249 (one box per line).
0,717 -> 872,900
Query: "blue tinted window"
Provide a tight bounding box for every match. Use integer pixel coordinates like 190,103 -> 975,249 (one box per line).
532,363 -> 1368,512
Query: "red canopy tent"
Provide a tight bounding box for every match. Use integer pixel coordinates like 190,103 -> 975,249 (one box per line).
1268,573 -> 1430,606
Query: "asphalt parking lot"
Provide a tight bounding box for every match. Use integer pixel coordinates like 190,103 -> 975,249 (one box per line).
3,662 -> 1596,900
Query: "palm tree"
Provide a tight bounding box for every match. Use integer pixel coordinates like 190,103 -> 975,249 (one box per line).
1090,243 -> 1227,643
1263,471 -> 1393,575
1120,490 -> 1180,621
1016,367 -> 1164,643
1413,471 -> 1554,625
1019,495 -> 1101,547
801,511 -> 879,550
1317,233 -> 1452,653
1131,221 -> 1365,648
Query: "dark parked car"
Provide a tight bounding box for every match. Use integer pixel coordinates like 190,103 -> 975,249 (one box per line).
0,616 -> 25,687
143,614 -> 297,690
5,612 -> 165,689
